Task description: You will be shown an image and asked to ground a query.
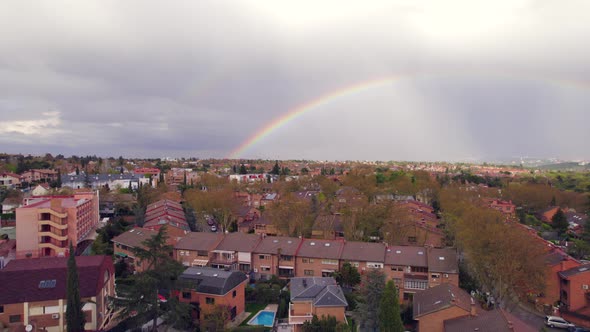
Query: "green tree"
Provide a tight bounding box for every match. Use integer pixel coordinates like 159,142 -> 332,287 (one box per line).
66,243 -> 85,332
552,208 -> 569,236
272,161 -> 280,175
378,280 -> 404,332
333,262 -> 361,289
112,226 -> 189,331
239,164 -> 248,174
356,269 -> 385,331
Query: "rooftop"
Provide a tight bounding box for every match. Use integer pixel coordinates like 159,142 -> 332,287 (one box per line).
413,283 -> 473,318
179,266 -> 248,295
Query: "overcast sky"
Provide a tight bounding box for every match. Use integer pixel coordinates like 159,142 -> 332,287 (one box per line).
0,0 -> 589,161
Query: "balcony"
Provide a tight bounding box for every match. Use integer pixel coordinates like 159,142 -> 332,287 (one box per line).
289,311 -> 313,325
39,218 -> 68,230
39,231 -> 68,242
38,208 -> 67,219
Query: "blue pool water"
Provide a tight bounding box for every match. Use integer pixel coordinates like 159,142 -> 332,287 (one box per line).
248,310 -> 276,327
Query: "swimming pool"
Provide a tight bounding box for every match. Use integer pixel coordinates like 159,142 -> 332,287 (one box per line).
248,310 -> 276,327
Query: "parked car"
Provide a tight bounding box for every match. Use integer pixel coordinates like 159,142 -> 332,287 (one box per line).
545,316 -> 575,329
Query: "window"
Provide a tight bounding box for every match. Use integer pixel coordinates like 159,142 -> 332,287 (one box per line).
367,263 -> 383,269
411,266 -> 428,273
206,297 -> 215,305
302,258 -> 314,263
431,273 -> 440,279
390,266 -> 403,272
232,290 -> 237,298
321,259 -> 338,265
261,266 -> 271,272
404,279 -> 428,290
408,236 -> 417,243
280,255 -> 293,261
349,262 -> 360,268
304,270 -> 314,276
259,255 -> 269,260
9,315 -> 21,323
182,292 -> 191,299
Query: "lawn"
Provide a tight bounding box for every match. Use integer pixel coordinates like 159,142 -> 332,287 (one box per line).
239,303 -> 268,326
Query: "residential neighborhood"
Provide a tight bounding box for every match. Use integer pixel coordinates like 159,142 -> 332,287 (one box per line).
0,154 -> 589,332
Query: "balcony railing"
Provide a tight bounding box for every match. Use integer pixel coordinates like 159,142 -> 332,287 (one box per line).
289,311 -> 313,325
39,231 -> 68,241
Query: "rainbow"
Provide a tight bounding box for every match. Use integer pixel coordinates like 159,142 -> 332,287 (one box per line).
228,76 -> 408,159
228,72 -> 590,159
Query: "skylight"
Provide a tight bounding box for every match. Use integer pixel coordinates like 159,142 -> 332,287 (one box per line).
39,279 -> 57,289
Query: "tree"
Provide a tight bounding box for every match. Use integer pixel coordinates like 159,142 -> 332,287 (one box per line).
378,280 -> 404,332
356,269 -> 385,332
333,262 -> 361,290
239,164 -> 248,174
66,243 -> 85,332
301,315 -> 350,332
112,226 -> 188,331
272,161 -> 280,175
552,208 -> 569,236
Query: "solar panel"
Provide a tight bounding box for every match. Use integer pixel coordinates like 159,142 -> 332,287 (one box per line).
39,279 -> 57,289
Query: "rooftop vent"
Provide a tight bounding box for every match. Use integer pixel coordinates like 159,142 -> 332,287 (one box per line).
39,279 -> 57,289
325,243 -> 330,247
273,240 -> 279,243
213,274 -> 218,277
310,242 -> 316,246
439,257 -> 445,260
418,251 -> 424,255
396,250 -> 401,254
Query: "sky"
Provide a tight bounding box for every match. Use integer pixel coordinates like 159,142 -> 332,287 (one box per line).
0,0 -> 589,162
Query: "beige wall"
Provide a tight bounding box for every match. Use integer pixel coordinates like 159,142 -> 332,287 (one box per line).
417,306 -> 470,332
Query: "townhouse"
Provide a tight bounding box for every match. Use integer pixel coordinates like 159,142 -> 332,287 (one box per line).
177,267 -> 248,324
15,192 -> 99,258
413,283 -> 476,332
251,236 -> 303,280
112,227 -> 160,273
339,241 -> 386,273
427,248 -> 459,288
0,255 -> 115,332
288,277 -> 348,331
295,238 -> 345,278
209,232 -> 262,273
0,172 -> 21,189
21,169 -> 59,184
174,232 -> 224,267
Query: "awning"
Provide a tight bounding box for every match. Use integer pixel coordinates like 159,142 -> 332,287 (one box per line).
115,252 -> 128,258
321,269 -> 335,273
279,266 -> 294,269
191,259 -> 209,266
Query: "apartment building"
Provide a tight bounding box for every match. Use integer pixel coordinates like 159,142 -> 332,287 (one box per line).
15,192 -> 99,258
0,255 -> 115,332
21,169 -> 59,184
174,232 -> 224,267
209,232 -> 262,273
295,239 -> 345,278
288,277 -> 348,331
0,172 -> 21,189
559,263 -> 590,312
112,227 -> 160,273
251,236 -> 303,280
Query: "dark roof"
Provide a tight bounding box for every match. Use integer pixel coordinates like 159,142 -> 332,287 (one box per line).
213,232 -> 262,252
0,256 -> 113,305
559,263 -> 590,278
175,232 -> 224,251
413,283 -> 473,318
444,308 -> 536,332
385,246 -> 428,267
340,241 -> 386,263
253,236 -> 303,256
290,277 -> 347,307
544,251 -> 568,266
111,227 -> 159,248
296,238 -> 344,259
179,266 -> 247,295
427,248 -> 458,273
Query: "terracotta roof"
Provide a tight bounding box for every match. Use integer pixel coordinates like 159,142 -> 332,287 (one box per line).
444,308 -> 535,332
413,283 -> 473,318
111,227 -> 159,249
427,248 -> 459,273
340,241 -> 386,263
296,238 -> 344,259
213,232 -> 262,252
252,236 -> 303,256
0,256 -> 112,305
174,232 -> 224,251
385,246 -> 428,267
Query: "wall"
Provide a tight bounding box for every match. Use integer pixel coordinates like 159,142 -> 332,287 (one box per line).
416,306 -> 470,332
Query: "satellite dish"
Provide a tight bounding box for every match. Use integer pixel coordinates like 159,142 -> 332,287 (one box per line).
25,325 -> 33,332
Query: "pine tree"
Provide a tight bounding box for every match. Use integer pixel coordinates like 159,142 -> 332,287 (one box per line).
272,161 -> 280,175
66,243 -> 85,332
356,269 -> 385,331
239,164 -> 248,174
379,280 -> 404,332
552,208 -> 569,236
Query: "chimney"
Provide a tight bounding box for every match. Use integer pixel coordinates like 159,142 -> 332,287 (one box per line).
50,198 -> 63,212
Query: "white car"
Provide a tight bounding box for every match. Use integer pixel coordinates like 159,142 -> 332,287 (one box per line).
545,316 -> 575,329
